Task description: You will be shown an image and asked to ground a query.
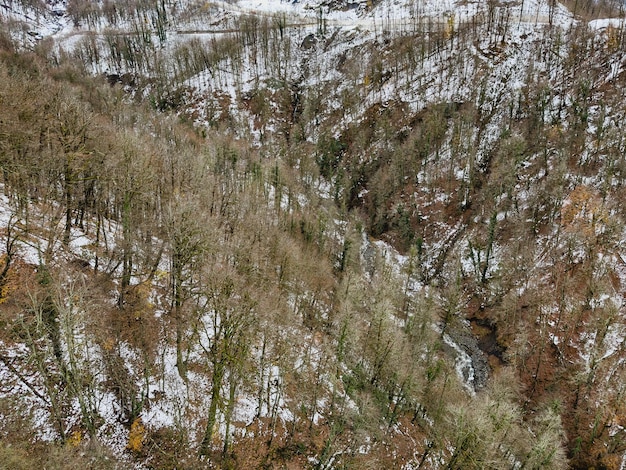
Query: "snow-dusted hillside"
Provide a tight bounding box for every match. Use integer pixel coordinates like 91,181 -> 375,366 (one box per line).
3,0 -> 626,468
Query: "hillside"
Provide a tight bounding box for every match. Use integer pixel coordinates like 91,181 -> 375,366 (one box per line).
1,0 -> 626,468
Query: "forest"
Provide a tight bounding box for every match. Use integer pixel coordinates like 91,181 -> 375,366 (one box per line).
1,0 -> 626,468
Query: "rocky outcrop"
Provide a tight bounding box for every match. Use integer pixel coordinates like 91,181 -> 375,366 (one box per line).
443,324 -> 489,392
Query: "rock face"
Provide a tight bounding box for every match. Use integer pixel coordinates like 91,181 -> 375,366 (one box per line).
443,324 -> 490,392
301,34 -> 318,50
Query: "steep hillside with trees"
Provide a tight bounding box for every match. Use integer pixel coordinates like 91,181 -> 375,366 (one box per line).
1,0 -> 626,468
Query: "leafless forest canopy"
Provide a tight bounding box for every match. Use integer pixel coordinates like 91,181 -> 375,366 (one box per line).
1,0 -> 626,468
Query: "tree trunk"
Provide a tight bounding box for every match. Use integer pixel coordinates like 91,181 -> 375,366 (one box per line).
199,360 -> 225,456
222,374 -> 238,459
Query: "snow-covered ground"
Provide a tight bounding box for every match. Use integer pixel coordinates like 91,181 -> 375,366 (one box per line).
4,0 -> 626,466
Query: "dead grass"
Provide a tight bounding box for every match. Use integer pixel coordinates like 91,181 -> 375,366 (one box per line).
561,0 -> 624,20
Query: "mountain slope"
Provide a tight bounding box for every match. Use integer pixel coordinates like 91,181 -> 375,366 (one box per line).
1,0 -> 626,468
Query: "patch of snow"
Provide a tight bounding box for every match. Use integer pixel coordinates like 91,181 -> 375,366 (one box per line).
443,332 -> 476,395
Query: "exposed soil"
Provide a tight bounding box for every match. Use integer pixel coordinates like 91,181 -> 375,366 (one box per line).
470,318 -> 505,371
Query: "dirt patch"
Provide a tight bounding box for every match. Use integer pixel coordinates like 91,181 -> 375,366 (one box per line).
470,318 -> 505,370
